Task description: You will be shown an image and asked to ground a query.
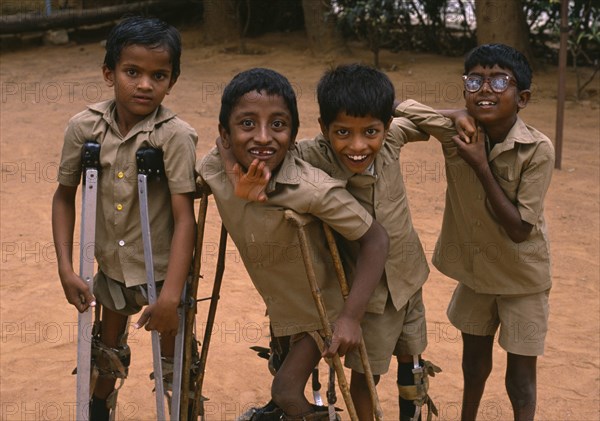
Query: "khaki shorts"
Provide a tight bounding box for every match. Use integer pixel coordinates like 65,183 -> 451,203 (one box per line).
345,288 -> 427,375
93,271 -> 160,316
447,283 -> 550,356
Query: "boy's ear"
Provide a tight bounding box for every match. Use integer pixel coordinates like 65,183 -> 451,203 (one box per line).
318,117 -> 328,139
218,124 -> 231,148
166,77 -> 178,95
102,65 -> 114,87
517,89 -> 531,111
385,116 -> 393,131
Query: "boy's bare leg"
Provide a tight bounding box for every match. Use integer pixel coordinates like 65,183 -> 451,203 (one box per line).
350,370 -> 380,421
506,353 -> 537,421
460,333 -> 494,421
271,334 -> 321,417
160,334 -> 175,358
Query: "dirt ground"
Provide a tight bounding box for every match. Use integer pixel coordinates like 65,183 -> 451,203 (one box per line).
1,29 -> 599,421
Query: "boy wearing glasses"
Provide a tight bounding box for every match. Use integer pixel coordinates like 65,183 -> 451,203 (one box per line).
396,43 -> 554,421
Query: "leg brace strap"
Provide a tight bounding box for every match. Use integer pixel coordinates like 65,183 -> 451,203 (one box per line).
280,406 -> 341,421
91,338 -> 131,379
90,338 -> 130,416
397,360 -> 442,421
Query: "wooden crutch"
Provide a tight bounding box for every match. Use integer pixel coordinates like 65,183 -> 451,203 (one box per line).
322,224 -> 384,421
179,182 -> 229,421
284,210 -> 359,421
179,186 -> 209,421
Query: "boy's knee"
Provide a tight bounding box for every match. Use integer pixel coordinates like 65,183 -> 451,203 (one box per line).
462,357 -> 492,382
506,375 -> 536,402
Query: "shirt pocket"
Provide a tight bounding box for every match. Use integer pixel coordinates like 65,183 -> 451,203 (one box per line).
491,160 -> 519,202
381,160 -> 406,202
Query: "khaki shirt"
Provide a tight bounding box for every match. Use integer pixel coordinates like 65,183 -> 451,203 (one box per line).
296,118 -> 431,314
395,99 -> 554,294
58,100 -> 198,287
197,148 -> 373,337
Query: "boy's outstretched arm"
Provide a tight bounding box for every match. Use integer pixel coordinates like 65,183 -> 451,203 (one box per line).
451,127 -> 533,243
323,219 -> 389,357
134,192 -> 195,336
52,184 -> 96,312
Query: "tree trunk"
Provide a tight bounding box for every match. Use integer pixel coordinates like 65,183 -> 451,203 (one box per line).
301,0 -> 348,56
474,0 -> 533,62
202,0 -> 239,45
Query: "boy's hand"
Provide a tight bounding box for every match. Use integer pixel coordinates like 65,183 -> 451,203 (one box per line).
233,159 -> 270,202
60,270 -> 95,313
451,125 -> 488,171
452,109 -> 476,144
322,315 -> 362,358
216,137 -> 270,202
134,299 -> 179,337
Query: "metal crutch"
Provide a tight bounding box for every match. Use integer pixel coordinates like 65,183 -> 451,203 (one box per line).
284,210 -> 359,421
137,147 -> 186,420
322,224 -> 384,421
76,141 -> 100,421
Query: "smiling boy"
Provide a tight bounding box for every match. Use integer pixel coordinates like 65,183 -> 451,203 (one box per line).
394,43 -> 554,421
196,68 -> 389,420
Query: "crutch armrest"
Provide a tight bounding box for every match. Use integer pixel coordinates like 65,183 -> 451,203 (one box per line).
195,177 -> 212,198
284,209 -> 318,228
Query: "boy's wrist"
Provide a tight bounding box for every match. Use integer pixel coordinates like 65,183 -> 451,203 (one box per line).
157,289 -> 181,307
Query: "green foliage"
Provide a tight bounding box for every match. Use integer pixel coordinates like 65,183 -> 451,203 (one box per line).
332,0 -> 411,67
331,0 -> 476,67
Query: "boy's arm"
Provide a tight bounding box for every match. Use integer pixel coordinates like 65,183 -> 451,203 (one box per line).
323,219 -> 389,357
134,192 -> 195,336
394,99 -> 463,144
451,127 -> 533,243
52,184 -> 96,312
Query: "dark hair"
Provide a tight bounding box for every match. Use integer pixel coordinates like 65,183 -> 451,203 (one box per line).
317,63 -> 395,128
464,43 -> 532,91
104,16 -> 182,81
219,68 -> 300,140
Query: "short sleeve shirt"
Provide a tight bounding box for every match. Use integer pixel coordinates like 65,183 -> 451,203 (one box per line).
395,99 -> 554,294
295,119 -> 430,314
58,100 -> 198,287
197,148 -> 373,337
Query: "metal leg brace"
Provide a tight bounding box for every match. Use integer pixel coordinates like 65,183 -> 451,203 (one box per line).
398,357 -> 442,421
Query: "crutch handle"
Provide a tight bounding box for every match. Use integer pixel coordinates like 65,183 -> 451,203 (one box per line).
81,141 -> 100,183
136,147 -> 165,181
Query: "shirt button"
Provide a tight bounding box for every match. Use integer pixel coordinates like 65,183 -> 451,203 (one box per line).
116,203 -> 123,211
117,171 -> 124,179
118,240 -> 125,246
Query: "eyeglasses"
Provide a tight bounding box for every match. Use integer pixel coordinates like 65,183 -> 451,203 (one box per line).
462,74 -> 516,93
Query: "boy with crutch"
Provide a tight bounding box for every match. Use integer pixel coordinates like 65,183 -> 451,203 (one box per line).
197,67 -> 389,420
52,16 -> 197,420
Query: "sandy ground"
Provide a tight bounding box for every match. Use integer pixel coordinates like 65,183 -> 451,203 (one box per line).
1,29 -> 599,421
